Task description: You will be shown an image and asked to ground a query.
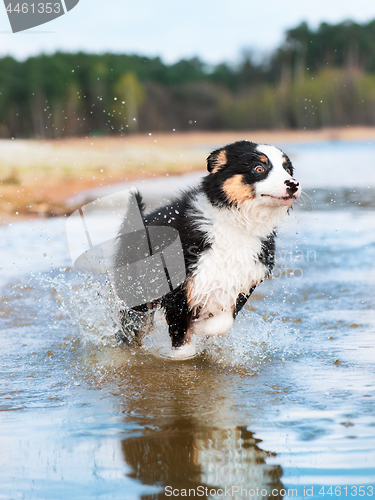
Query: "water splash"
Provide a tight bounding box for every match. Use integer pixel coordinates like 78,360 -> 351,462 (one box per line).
195,311 -> 295,368
141,308 -> 295,369
42,269 -> 297,371
43,270 -> 122,346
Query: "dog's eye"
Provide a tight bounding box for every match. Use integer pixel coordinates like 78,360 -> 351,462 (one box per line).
285,167 -> 292,175
255,166 -> 265,173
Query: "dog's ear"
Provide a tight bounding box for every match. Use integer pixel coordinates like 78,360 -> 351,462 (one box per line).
207,148 -> 227,173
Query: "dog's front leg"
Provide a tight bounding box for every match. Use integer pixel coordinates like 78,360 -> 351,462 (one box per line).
162,286 -> 193,348
233,285 -> 257,318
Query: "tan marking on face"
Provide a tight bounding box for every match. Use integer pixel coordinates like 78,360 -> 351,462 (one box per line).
223,174 -> 254,205
259,154 -> 268,164
283,156 -> 287,164
210,150 -> 227,173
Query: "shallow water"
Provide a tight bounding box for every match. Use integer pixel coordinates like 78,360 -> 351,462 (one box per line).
1,140 -> 375,499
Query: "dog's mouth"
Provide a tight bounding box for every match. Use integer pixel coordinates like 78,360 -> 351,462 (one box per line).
261,194 -> 297,201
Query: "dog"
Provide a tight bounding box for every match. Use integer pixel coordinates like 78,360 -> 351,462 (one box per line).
115,140 -> 300,358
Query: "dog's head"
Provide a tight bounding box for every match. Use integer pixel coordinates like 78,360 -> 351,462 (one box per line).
203,141 -> 301,208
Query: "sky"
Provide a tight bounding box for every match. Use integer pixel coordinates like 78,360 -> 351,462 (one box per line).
1,0 -> 375,64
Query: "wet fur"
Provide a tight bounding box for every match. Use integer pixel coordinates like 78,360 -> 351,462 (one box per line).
116,141 -> 300,349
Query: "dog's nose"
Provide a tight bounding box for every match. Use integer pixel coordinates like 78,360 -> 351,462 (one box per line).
284,179 -> 299,194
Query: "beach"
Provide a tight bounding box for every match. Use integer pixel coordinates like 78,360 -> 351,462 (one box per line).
2,126 -> 375,222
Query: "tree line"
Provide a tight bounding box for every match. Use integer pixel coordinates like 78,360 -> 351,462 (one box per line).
1,19 -> 375,138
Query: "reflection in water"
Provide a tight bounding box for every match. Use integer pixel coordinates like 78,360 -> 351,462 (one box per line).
2,176 -> 375,497
88,352 -> 284,499
122,425 -> 283,499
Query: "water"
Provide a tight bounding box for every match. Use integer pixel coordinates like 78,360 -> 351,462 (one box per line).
1,140 -> 375,499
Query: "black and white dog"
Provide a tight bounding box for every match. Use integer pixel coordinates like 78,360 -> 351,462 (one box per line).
117,140 -> 300,358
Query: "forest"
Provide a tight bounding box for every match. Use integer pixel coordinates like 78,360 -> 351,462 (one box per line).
1,19 -> 375,138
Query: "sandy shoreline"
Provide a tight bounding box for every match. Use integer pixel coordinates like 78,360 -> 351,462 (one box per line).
1,126 -> 375,224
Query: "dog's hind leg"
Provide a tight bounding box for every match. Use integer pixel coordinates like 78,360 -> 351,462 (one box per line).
115,303 -> 150,346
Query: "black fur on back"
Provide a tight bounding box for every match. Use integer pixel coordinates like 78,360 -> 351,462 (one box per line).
119,187 -> 212,347
143,187 -> 210,273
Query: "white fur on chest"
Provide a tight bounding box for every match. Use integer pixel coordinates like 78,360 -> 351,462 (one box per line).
190,215 -> 266,312
187,194 -> 285,316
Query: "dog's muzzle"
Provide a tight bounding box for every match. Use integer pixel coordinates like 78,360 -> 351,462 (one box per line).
284,179 -> 300,197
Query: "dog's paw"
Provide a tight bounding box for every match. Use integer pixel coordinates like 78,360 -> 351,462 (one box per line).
162,342 -> 197,360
